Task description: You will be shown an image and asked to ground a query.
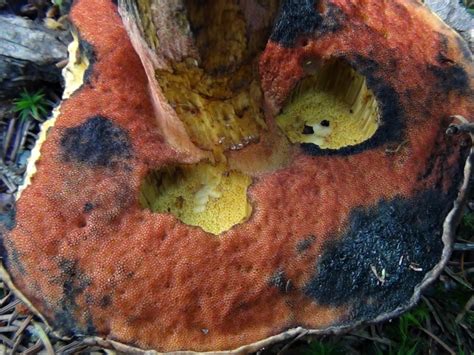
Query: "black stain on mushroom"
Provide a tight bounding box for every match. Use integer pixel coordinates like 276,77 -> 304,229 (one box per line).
304,190 -> 448,321
428,63 -> 470,96
83,202 -> 94,213
60,116 -> 132,168
99,295 -> 112,308
79,39 -> 97,86
429,34 -> 470,96
416,117 -> 467,193
270,0 -> 345,47
53,259 -> 95,335
296,235 -> 316,254
269,269 -> 293,293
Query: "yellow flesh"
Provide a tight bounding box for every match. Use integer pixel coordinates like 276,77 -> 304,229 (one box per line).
276,59 -> 380,149
140,0 -> 275,234
140,163 -> 252,235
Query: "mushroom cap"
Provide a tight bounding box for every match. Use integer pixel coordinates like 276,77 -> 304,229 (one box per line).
1,0 -> 473,353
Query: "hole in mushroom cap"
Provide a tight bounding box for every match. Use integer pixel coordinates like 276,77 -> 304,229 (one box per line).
139,163 -> 252,235
276,58 -> 380,150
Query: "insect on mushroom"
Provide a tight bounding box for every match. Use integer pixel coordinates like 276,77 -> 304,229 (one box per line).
0,0 -> 472,353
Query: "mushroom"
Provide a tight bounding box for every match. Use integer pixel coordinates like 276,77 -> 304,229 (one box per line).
0,0 -> 472,353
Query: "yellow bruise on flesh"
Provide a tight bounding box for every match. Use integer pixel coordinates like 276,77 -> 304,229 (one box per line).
17,32 -> 89,199
140,0 -> 269,234
276,60 -> 380,149
140,163 -> 252,235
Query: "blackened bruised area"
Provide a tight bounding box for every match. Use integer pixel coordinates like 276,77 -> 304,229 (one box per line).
269,269 -> 293,293
304,190 -> 448,321
270,0 -> 345,47
296,235 -> 316,253
83,202 -> 94,213
436,33 -> 451,65
52,258 -> 96,336
60,116 -> 132,168
99,294 -> 112,308
302,56 -> 405,156
428,63 -> 470,96
416,117 -> 466,193
79,39 -> 97,86
430,33 -> 470,96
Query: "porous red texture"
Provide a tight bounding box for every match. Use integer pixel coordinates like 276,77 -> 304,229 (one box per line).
2,0 -> 473,352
